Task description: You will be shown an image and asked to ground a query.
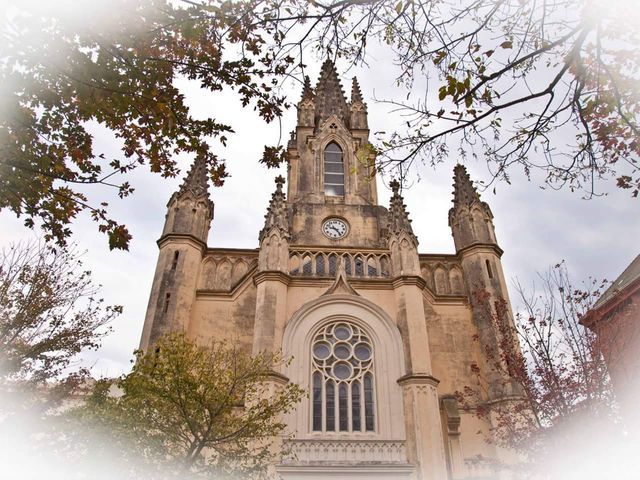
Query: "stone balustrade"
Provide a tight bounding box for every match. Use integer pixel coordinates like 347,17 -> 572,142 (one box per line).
281,439 -> 407,465
289,249 -> 391,279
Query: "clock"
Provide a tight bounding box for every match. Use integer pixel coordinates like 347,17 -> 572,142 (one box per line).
322,218 -> 349,239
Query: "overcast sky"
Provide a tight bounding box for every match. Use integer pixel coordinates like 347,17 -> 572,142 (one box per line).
1,46 -> 638,378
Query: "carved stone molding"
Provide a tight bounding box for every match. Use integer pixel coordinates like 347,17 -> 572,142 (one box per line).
253,270 -> 291,286
281,439 -> 408,465
397,373 -> 440,388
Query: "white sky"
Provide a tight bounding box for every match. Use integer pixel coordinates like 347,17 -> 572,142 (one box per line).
1,47 -> 638,378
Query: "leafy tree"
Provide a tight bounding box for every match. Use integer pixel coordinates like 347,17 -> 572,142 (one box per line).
77,333 -> 304,479
3,1 -> 638,252
0,240 -> 120,411
457,263 -> 620,475
258,0 -> 639,197
1,0 -> 292,250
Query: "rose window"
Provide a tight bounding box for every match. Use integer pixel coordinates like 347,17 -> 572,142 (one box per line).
311,321 -> 375,433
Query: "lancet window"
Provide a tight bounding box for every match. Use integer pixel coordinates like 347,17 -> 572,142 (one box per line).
311,321 -> 375,433
324,142 -> 344,196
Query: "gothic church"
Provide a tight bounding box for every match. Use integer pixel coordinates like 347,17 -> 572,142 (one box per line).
140,60 -> 518,479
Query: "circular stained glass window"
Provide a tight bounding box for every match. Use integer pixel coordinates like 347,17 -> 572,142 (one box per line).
334,343 -> 351,359
334,324 -> 351,340
354,343 -> 371,361
333,362 -> 352,380
313,342 -> 331,360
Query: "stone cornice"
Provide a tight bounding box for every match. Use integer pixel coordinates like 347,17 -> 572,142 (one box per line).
253,270 -> 291,286
456,242 -> 504,259
205,247 -> 259,256
157,233 -> 207,253
391,275 -> 427,289
397,373 -> 440,387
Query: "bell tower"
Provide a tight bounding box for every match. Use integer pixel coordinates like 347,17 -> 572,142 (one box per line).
286,60 -> 385,249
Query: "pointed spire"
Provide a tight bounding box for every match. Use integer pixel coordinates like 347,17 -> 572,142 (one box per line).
452,164 -> 480,207
314,59 -> 348,124
351,77 -> 364,104
176,156 -> 210,200
301,75 -> 314,101
259,175 -> 290,242
387,180 -> 418,245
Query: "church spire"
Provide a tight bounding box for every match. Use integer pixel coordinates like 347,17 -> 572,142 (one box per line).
176,156 -> 211,201
161,156 -> 214,245
259,175 -> 290,242
451,164 -> 480,207
448,165 -> 496,252
314,59 -> 348,125
387,180 -> 418,246
301,75 -> 314,100
351,76 -> 364,104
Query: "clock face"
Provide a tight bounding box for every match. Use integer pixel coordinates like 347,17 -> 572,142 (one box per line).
322,218 -> 349,239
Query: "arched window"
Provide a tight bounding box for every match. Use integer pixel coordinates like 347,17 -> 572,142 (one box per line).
311,321 -> 375,433
324,142 -> 344,196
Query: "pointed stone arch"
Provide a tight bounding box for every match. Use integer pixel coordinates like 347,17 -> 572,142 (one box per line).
214,258 -> 232,291
434,265 -> 450,295
199,257 -> 217,290
449,266 -> 465,295
231,259 -> 248,286
281,294 -> 407,442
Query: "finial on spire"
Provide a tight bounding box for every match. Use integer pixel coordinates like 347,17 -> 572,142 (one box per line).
177,156 -> 210,200
301,75 -> 314,101
387,181 -> 418,245
452,164 -> 480,207
351,77 -> 364,104
259,176 -> 290,243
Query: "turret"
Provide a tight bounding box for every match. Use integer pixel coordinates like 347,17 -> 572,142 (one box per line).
162,156 -> 214,243
448,165 -> 497,251
387,180 -> 420,276
296,76 -> 315,128
258,175 -> 290,272
349,77 -> 368,130
252,176 -> 291,354
449,165 -> 519,399
139,157 -> 213,350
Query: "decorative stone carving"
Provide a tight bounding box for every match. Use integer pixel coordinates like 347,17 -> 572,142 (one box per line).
448,164 -> 496,251
259,175 -> 290,243
387,180 -> 420,276
387,180 -> 418,246
281,439 -> 407,465
314,60 -> 350,127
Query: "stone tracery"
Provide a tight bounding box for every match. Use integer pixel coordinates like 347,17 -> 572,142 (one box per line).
311,321 -> 375,433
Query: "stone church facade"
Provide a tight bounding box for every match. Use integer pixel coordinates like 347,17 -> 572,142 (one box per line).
140,61 -> 518,479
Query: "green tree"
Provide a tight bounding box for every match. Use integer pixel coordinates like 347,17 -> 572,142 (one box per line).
3,1 -> 638,251
78,333 -> 304,479
0,240 -> 120,411
1,0 -> 292,250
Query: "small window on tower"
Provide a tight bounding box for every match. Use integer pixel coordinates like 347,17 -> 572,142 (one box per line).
324,142 -> 344,196
486,259 -> 494,279
171,251 -> 179,270
164,293 -> 171,313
